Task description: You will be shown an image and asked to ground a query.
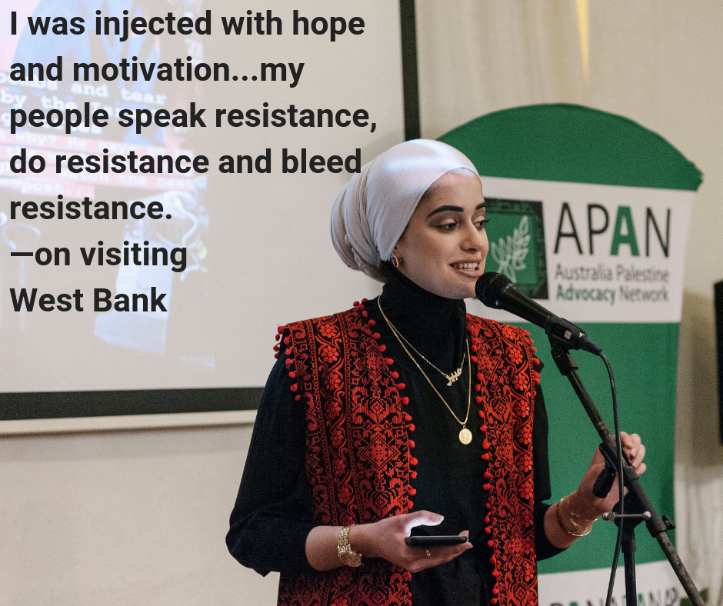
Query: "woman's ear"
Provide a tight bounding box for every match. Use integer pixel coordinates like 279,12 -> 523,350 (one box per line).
391,245 -> 402,268
392,232 -> 407,257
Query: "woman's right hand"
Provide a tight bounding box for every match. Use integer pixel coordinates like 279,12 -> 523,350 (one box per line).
354,510 -> 472,573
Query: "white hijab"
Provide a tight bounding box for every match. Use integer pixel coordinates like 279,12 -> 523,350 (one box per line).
330,139 -> 480,281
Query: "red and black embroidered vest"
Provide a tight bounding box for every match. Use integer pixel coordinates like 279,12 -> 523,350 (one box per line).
275,304 -> 540,606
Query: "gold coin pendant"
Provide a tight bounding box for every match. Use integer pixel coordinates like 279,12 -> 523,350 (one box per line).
458,428 -> 472,445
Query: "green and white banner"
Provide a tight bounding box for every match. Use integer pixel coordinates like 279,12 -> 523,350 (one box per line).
440,104 -> 702,606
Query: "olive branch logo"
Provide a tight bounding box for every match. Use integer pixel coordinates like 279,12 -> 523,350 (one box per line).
490,216 -> 530,282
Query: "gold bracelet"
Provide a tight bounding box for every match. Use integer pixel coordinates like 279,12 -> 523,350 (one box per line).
565,494 -> 600,535
556,496 -> 594,538
337,525 -> 363,567
554,499 -> 575,536
567,499 -> 599,524
567,510 -> 598,536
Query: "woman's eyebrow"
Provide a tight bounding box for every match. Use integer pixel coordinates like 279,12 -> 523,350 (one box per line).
426,202 -> 487,219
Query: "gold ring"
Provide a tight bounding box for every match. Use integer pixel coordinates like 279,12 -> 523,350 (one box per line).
425,548 -> 431,558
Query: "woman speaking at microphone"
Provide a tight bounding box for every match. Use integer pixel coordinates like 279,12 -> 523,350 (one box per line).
226,139 -> 647,606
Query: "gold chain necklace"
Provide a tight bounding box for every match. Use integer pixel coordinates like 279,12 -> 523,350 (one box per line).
378,297 -> 466,386
377,298 -> 473,445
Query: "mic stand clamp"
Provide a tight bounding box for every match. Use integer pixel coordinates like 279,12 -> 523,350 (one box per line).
602,511 -> 652,522
548,339 -> 704,606
601,495 -> 653,606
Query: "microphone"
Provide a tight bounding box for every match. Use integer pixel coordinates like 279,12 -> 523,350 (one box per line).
475,272 -> 602,355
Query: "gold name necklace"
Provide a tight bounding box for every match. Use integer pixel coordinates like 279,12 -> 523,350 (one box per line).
378,297 -> 473,445
378,300 -> 466,386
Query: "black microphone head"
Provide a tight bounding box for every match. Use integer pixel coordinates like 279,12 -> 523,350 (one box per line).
475,272 -> 601,353
475,272 -> 513,308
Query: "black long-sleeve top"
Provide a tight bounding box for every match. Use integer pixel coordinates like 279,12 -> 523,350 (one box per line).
227,269 -> 563,605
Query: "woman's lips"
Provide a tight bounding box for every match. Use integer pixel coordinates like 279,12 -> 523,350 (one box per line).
451,262 -> 480,271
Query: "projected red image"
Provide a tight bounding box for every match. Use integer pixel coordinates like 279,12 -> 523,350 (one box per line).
0,0 -> 212,379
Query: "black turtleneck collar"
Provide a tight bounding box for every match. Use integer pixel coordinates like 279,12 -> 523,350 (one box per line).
375,267 -> 468,369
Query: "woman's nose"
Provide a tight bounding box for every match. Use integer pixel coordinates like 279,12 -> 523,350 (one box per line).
461,222 -> 484,250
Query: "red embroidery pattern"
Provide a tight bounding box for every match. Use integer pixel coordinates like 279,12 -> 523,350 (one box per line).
278,308 -> 413,606
469,316 -> 538,606
277,309 -> 538,606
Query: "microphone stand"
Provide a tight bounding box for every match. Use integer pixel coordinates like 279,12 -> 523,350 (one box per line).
548,340 -> 704,606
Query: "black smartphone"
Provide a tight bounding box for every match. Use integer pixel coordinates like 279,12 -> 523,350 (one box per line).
405,535 -> 468,547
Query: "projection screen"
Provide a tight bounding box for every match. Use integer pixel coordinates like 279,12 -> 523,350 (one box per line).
0,0 -> 407,427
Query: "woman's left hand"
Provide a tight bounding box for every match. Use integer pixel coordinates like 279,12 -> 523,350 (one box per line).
571,431 -> 647,521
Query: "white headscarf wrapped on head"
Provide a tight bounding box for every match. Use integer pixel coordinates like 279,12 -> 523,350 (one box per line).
330,139 -> 480,282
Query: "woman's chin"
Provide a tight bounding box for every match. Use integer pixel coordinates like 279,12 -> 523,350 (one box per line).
404,267 -> 481,299
443,281 -> 479,300
451,271 -> 482,298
